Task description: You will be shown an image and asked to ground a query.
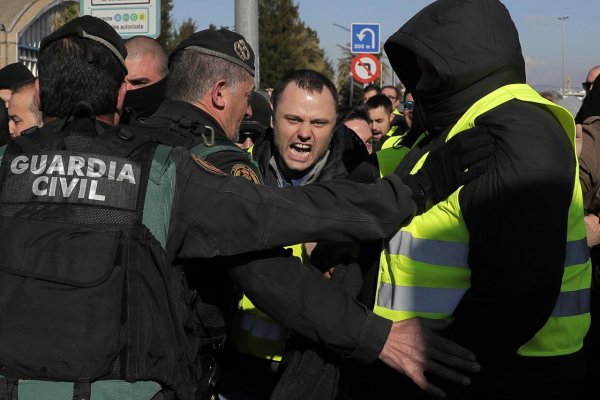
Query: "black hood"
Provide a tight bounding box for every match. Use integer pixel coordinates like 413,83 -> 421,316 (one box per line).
384,0 -> 526,134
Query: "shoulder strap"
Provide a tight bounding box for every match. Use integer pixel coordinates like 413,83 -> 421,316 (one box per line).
151,114 -> 219,148
142,144 -> 177,251
85,125 -> 152,158
190,139 -> 247,159
12,124 -> 64,153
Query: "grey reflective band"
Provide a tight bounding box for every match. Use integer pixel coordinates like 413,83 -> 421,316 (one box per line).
387,230 -> 468,267
551,289 -> 590,317
184,45 -> 255,76
388,231 -> 588,268
80,31 -> 127,70
564,239 -> 589,266
238,313 -> 289,341
377,284 -> 590,317
377,283 -> 466,314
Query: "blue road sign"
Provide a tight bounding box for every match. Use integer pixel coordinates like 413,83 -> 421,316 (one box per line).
351,23 -> 380,54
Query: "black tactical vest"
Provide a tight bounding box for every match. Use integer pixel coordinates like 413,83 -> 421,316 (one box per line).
0,117 -> 213,400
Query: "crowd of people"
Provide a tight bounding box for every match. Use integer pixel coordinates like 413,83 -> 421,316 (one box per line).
0,0 -> 597,399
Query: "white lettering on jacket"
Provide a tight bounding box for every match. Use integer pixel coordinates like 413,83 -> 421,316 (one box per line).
10,155 -> 136,202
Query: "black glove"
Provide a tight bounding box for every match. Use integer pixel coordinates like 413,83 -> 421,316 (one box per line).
402,125 -> 494,212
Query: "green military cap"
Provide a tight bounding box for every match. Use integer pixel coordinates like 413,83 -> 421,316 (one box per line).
170,28 -> 255,76
40,15 -> 127,71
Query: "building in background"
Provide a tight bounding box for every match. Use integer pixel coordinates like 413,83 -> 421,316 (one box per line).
0,0 -> 76,74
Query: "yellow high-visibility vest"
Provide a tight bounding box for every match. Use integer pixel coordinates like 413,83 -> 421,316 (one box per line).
374,84 -> 591,356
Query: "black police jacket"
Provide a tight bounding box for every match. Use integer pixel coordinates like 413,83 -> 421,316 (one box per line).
134,99 -> 262,180
0,115 -> 424,398
131,100 -> 404,364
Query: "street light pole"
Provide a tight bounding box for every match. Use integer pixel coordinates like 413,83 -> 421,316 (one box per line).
235,0 -> 260,87
558,16 -> 569,95
334,24 -> 355,106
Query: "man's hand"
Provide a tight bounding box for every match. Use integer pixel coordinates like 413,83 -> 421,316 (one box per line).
402,126 -> 495,211
585,213 -> 600,247
378,318 -> 480,398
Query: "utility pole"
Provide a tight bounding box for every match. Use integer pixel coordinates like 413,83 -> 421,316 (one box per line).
333,23 -> 356,105
235,0 -> 260,87
558,16 -> 569,95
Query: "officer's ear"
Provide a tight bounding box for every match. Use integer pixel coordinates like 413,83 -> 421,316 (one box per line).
211,80 -> 227,111
116,81 -> 127,114
113,82 -> 127,125
34,78 -> 42,114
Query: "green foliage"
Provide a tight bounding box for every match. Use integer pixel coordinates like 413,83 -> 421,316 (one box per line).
157,0 -> 174,51
258,0 -> 333,89
51,2 -> 79,32
171,18 -> 198,47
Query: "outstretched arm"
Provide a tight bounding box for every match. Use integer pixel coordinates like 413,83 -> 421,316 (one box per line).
228,252 -> 479,397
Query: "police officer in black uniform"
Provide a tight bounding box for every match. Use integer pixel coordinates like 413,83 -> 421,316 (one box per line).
0,16 -> 493,400
133,28 -> 262,183
129,31 -> 266,392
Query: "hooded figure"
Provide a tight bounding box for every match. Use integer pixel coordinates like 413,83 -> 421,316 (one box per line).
349,1 -> 589,399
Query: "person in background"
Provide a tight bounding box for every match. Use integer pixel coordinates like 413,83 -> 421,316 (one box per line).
365,94 -> 394,151
362,83 -> 380,103
338,105 -> 373,154
0,63 -> 34,106
582,65 -> 600,95
0,62 -> 34,144
7,80 -> 42,136
381,85 -> 401,111
402,91 -> 414,130
573,71 -> 600,400
121,35 -> 168,122
237,90 -> 272,150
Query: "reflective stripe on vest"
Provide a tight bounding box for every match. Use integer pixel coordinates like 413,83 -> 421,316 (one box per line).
373,84 -> 591,357
230,243 -> 304,362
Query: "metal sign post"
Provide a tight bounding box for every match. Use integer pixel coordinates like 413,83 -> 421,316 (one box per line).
80,0 -> 161,38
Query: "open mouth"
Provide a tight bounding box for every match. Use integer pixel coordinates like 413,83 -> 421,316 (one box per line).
291,143 -> 312,153
288,143 -> 312,162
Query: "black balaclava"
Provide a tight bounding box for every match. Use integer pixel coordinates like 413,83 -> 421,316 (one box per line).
122,77 -> 167,122
575,73 -> 600,124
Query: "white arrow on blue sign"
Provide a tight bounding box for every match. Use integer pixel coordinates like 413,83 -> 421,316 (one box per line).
351,23 -> 380,54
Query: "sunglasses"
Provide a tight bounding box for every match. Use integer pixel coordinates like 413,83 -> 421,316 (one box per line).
403,100 -> 414,111
237,130 -> 262,144
583,81 -> 594,92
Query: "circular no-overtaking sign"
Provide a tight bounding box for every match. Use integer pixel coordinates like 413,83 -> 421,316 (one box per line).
351,54 -> 381,84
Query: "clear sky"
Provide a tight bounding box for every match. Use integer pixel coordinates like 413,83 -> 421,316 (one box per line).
172,0 -> 600,90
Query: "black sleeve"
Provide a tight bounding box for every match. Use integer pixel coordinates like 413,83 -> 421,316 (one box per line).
228,251 -> 392,364
347,153 -> 381,184
172,148 -> 418,259
443,101 -> 574,390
